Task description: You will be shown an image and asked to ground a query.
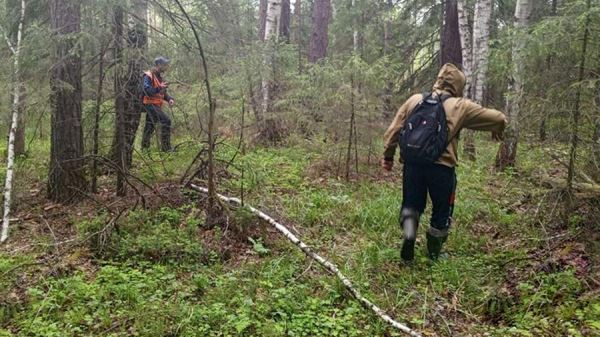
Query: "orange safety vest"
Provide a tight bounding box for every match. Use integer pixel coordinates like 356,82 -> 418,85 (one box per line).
142,71 -> 165,106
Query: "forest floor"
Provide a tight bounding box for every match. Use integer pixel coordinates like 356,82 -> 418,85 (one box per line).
1,135 -> 599,337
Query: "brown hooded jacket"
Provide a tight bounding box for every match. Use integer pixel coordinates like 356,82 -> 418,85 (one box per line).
383,63 -> 507,168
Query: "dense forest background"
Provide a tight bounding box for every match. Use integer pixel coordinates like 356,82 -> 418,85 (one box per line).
0,0 -> 599,336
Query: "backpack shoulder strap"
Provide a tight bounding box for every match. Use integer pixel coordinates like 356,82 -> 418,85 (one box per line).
440,94 -> 452,102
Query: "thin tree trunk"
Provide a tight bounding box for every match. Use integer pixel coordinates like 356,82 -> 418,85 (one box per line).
280,0 -> 291,42
14,86 -> 26,156
441,0 -> 462,66
113,5 -> 127,197
308,0 -> 331,63
111,0 -> 147,174
346,75 -> 356,181
48,0 -> 87,203
259,0 -> 282,138
382,0 -> 393,118
495,0 -> 533,170
123,0 -> 148,168
295,0 -> 303,73
91,44 -> 106,194
567,0 -> 591,193
471,0 -> 492,103
465,0 -> 492,160
259,0 -> 268,41
1,0 -> 26,243
457,0 -> 472,96
174,0 -> 221,224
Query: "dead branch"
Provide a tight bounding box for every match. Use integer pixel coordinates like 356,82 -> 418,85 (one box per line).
188,184 -> 422,337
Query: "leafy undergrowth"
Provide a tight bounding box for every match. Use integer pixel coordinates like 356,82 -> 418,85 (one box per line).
1,138 -> 599,336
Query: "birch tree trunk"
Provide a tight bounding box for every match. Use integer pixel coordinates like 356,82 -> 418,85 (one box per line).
1,0 -> 26,243
471,0 -> 492,103
258,0 -> 282,137
495,0 -> 533,170
457,0 -> 472,97
463,0 -> 492,160
308,0 -> 331,63
48,0 -> 87,203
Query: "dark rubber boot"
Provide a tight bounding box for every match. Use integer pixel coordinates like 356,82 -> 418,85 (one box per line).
400,209 -> 419,262
426,228 -> 448,261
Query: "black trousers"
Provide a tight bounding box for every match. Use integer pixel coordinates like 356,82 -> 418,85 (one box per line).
402,163 -> 457,232
142,104 -> 172,151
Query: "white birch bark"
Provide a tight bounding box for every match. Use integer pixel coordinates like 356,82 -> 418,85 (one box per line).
260,0 -> 282,122
501,0 -> 533,163
1,0 -> 26,243
457,0 -> 472,98
471,0 -> 492,103
189,184 -> 422,337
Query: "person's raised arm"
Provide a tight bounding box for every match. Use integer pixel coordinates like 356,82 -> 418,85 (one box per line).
460,99 -> 508,141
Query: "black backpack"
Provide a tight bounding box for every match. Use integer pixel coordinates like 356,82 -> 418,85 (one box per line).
399,92 -> 450,164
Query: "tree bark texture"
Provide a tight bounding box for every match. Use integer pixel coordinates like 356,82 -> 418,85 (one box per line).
308,0 -> 331,63
495,0 -> 533,170
441,0 -> 462,66
48,0 -> 87,203
280,0 -> 291,42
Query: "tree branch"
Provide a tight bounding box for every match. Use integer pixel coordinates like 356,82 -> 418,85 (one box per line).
188,184 -> 422,337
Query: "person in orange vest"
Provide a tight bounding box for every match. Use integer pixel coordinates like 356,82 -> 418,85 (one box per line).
141,56 -> 175,152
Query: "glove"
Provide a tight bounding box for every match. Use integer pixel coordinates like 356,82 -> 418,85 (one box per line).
381,158 -> 393,171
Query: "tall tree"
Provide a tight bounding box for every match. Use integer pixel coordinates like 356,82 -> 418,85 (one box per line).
112,0 -> 148,180
258,0 -> 268,41
48,0 -> 87,203
382,0 -> 393,118
113,5 -> 127,196
294,0 -> 303,72
441,0 -> 462,66
308,0 -> 331,63
1,0 -> 26,244
258,0 -> 282,139
280,0 -> 291,42
457,0 -> 472,97
458,0 -> 492,160
567,0 -> 591,194
471,0 -> 492,103
495,0 -> 533,170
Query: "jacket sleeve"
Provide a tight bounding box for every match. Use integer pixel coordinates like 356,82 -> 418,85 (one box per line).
383,95 -> 418,160
163,91 -> 173,102
460,99 -> 507,135
143,75 -> 160,96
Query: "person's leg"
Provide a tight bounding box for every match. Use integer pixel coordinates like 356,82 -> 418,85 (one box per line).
425,164 -> 457,260
400,163 -> 428,262
141,105 -> 158,149
155,107 -> 172,152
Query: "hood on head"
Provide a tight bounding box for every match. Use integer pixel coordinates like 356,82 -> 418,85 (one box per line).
432,63 -> 466,97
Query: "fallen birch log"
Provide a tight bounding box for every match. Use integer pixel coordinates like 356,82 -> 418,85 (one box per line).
189,184 -> 422,337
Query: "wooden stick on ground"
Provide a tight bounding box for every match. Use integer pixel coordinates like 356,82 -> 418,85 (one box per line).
189,184 -> 422,337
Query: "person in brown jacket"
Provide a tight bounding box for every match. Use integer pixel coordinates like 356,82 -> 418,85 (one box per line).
381,63 -> 507,262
